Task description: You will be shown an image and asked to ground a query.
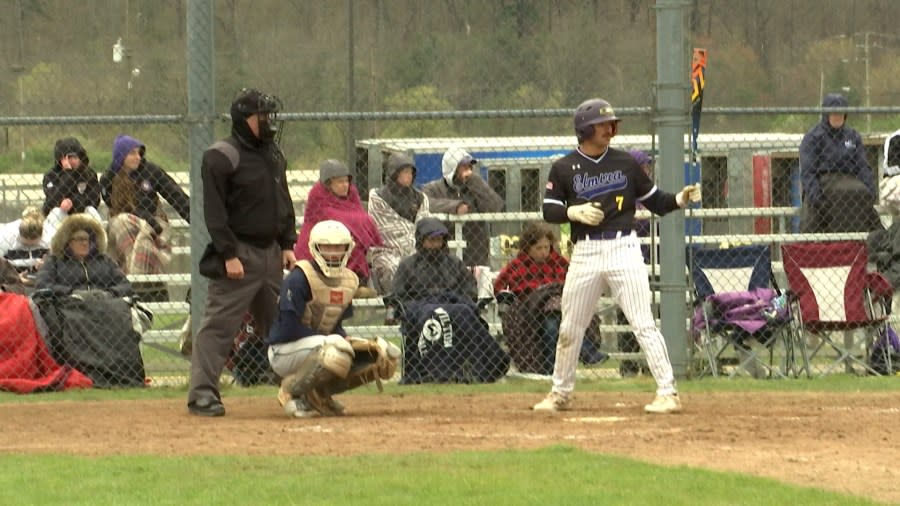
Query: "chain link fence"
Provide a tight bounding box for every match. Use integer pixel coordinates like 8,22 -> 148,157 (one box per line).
2,1 -> 900,391
2,118 -> 900,389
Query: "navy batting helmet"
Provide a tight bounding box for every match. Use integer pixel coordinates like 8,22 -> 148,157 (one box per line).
574,98 -> 620,142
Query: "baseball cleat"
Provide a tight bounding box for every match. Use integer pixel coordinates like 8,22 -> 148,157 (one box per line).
533,392 -> 573,412
644,394 -> 682,414
278,388 -> 319,419
306,388 -> 345,417
311,388 -> 346,416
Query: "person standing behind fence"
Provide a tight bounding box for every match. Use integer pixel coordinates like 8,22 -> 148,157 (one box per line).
533,97 -> 701,415
799,93 -> 882,233
187,88 -> 297,417
422,147 -> 503,269
41,137 -> 102,235
100,135 -> 191,275
368,152 -> 430,294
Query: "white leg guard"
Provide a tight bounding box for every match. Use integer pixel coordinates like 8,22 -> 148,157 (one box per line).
281,343 -> 353,415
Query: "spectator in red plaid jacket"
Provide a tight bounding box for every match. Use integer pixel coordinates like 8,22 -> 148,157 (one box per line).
493,222 -> 568,297
494,222 -> 606,374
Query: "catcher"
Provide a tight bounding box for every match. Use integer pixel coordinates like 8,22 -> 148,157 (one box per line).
266,220 -> 400,418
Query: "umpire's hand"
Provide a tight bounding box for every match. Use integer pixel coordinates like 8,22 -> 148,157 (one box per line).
567,202 -> 605,226
225,257 -> 244,279
282,250 -> 297,270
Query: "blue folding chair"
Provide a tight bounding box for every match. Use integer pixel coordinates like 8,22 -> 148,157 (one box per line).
689,244 -> 798,378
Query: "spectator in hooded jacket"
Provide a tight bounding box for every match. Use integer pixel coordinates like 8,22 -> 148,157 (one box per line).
799,93 -> 882,233
36,213 -> 132,297
293,159 -> 383,298
41,137 -> 102,235
393,217 -> 476,304
422,147 -> 504,269
368,152 -> 430,294
100,134 -> 191,275
391,217 -> 510,384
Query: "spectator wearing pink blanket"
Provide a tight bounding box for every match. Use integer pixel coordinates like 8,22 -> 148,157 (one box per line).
293,159 -> 383,298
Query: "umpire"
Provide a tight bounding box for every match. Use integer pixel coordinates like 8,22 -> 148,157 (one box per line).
187,88 -> 298,417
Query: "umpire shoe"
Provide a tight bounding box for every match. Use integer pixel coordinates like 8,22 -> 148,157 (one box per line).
533,392 -> 573,412
188,396 -> 225,417
644,394 -> 682,414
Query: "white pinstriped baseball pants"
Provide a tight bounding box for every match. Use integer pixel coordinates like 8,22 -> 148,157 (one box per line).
550,232 -> 677,397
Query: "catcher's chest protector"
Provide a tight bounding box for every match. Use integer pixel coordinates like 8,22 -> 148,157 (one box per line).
297,260 -> 358,334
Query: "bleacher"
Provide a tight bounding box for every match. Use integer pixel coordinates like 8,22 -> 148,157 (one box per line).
4,170 -> 897,379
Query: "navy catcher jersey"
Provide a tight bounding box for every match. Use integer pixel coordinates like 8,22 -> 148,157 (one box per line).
544,147 -> 657,238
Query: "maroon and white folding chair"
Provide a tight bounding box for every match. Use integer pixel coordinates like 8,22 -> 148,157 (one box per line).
781,241 -> 893,376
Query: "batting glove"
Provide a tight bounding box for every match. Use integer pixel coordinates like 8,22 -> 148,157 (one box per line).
676,184 -> 702,207
567,202 -> 605,226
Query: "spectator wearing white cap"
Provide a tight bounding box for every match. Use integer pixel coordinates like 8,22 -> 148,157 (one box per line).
422,147 -> 503,269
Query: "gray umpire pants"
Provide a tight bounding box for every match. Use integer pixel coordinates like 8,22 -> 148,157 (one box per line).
188,241 -> 282,404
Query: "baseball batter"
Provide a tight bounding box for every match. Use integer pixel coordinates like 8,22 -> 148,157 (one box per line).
533,98 -> 701,414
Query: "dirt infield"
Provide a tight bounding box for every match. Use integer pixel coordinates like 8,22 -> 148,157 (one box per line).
1,391 -> 898,503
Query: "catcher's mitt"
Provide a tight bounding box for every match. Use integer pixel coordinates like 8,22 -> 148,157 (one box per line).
346,337 -> 401,392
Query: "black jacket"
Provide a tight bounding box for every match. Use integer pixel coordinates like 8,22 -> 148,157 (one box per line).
35,214 -> 132,297
99,160 -> 191,235
201,132 -> 297,259
392,217 -> 476,303
42,165 -> 101,216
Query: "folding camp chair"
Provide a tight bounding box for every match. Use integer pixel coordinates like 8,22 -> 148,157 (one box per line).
689,244 -> 798,378
781,241 -> 893,376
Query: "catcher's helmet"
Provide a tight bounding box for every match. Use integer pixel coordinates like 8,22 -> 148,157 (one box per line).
573,98 -> 620,142
309,220 -> 355,278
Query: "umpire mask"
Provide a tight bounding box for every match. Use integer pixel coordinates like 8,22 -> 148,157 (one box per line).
230,88 -> 283,140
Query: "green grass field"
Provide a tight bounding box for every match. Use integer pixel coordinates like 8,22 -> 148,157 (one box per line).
0,378 -> 897,505
0,447 -> 882,506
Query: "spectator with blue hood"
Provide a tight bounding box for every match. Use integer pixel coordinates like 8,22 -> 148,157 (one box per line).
799,93 -> 881,233
99,134 -> 190,275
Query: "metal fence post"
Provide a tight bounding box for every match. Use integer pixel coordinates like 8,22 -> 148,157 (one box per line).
187,0 -> 215,337
655,0 -> 690,378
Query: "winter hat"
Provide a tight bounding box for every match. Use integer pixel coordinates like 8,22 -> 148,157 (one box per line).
319,159 -> 352,184
54,137 -> 89,166
415,217 -> 449,241
386,152 -> 417,180
110,134 -> 145,173
441,147 -> 477,183
628,149 -> 653,167
822,93 -> 849,123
